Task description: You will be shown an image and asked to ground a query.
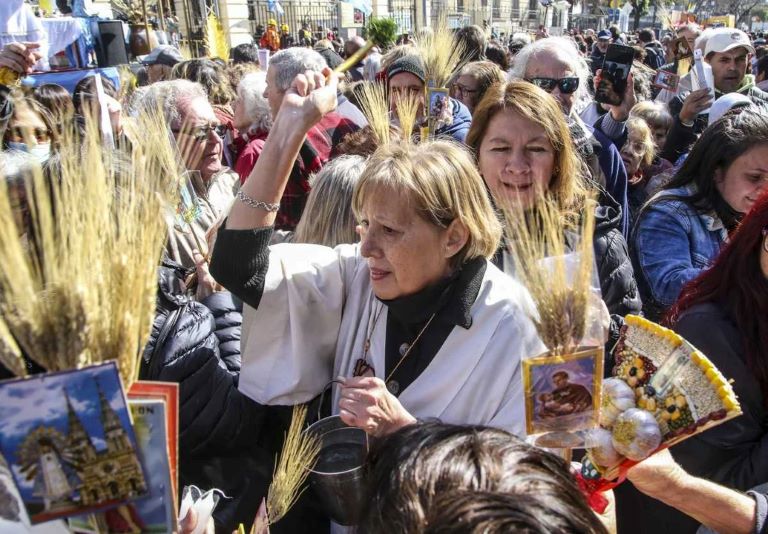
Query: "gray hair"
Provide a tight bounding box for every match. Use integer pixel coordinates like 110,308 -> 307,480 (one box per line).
269,48 -> 327,92
133,79 -> 207,129
237,72 -> 272,133
509,37 -> 591,115
293,155 -> 366,247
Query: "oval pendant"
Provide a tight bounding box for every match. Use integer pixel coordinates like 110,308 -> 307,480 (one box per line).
386,380 -> 400,395
399,343 -> 409,356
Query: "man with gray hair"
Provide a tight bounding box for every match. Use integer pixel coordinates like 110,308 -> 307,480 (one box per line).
261,47 -> 359,230
511,36 -> 630,236
136,79 -> 239,268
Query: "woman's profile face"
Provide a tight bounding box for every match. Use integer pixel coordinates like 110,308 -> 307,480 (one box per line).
715,143 -> 768,214
357,187 -> 459,300
477,109 -> 556,210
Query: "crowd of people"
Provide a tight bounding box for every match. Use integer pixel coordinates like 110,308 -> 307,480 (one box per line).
1,16 -> 767,534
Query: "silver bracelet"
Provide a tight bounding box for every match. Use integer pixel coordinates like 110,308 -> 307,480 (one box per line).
236,190 -> 280,212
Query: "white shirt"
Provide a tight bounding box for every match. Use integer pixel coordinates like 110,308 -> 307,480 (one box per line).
0,1 -> 49,70
239,243 -> 544,436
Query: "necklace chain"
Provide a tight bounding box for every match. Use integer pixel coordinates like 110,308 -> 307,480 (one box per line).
385,313 -> 437,384
360,298 -> 438,385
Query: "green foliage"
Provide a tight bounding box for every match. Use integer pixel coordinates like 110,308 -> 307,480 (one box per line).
366,17 -> 398,48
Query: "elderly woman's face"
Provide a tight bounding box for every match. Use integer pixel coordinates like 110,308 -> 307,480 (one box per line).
525,52 -> 578,115
357,187 -> 459,299
477,109 -> 556,210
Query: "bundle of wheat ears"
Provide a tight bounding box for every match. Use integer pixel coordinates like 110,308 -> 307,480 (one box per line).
0,107 -> 179,387
501,195 -> 597,355
415,18 -> 467,90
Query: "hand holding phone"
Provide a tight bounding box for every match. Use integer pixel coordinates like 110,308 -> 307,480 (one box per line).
595,44 -> 634,106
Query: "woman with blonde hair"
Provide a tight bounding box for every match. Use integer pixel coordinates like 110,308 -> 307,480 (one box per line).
467,80 -> 641,348
272,154 -> 366,246
211,69 -> 542,444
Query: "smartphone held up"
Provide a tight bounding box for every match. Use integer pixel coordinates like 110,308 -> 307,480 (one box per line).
595,44 -> 634,106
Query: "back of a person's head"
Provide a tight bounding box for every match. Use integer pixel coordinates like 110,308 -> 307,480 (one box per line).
231,42 -> 259,65
292,155 -> 366,247
237,72 -> 271,133
358,422 -> 607,534
456,25 -> 487,62
638,28 -> 655,43
269,48 -> 327,92
73,75 -> 117,117
484,42 -> 509,71
171,58 -> 234,105
424,491 -> 605,534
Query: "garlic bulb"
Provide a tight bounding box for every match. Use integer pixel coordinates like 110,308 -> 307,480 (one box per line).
586,427 -> 624,469
611,408 -> 662,461
600,378 -> 637,427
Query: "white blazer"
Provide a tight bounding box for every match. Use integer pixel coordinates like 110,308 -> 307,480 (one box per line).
239,243 -> 544,436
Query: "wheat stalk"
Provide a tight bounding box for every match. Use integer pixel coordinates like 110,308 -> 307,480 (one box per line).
394,91 -> 420,143
414,17 -> 466,89
0,104 -> 179,387
266,404 -> 321,525
356,82 -> 390,146
500,194 -> 596,355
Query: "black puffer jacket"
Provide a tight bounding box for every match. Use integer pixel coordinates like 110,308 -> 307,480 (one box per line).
140,262 -> 271,532
591,198 -> 642,319
494,198 -> 642,358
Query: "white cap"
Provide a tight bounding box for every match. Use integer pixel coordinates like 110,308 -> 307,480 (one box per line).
708,92 -> 751,125
704,28 -> 754,57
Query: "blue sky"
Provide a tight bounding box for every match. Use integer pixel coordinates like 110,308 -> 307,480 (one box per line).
0,362 -> 137,501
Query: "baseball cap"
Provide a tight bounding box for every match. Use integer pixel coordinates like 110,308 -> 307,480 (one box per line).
386,55 -> 426,84
704,28 -> 755,57
708,93 -> 751,125
597,29 -> 612,40
141,45 -> 184,67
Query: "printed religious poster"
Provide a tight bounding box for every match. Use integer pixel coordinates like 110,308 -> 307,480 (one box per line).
522,347 -> 603,438
0,362 -> 148,524
128,380 -> 178,502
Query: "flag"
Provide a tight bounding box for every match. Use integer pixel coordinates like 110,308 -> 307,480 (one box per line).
267,0 -> 285,16
341,0 -> 372,16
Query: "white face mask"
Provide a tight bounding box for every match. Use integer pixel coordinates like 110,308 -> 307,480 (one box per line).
6,141 -> 51,163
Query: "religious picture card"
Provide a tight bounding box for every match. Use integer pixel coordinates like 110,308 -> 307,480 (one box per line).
0,362 -> 148,524
128,381 -> 179,504
522,347 -> 603,445
112,399 -> 175,532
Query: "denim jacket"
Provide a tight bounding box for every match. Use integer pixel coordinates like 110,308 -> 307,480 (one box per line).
630,185 -> 728,320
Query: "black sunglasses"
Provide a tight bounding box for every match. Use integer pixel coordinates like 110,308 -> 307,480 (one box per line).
527,77 -> 580,94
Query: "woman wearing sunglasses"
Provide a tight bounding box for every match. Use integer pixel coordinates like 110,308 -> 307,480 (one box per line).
466,80 -> 641,356
1,86 -> 57,164
510,37 -> 631,237
615,191 -> 768,534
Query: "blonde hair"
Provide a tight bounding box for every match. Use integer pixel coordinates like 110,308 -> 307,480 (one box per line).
466,80 -> 588,223
629,100 -> 672,132
625,117 -> 655,168
294,155 -> 366,247
352,141 -> 502,265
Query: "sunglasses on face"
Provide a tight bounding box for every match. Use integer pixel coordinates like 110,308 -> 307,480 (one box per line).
527,77 -> 580,94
